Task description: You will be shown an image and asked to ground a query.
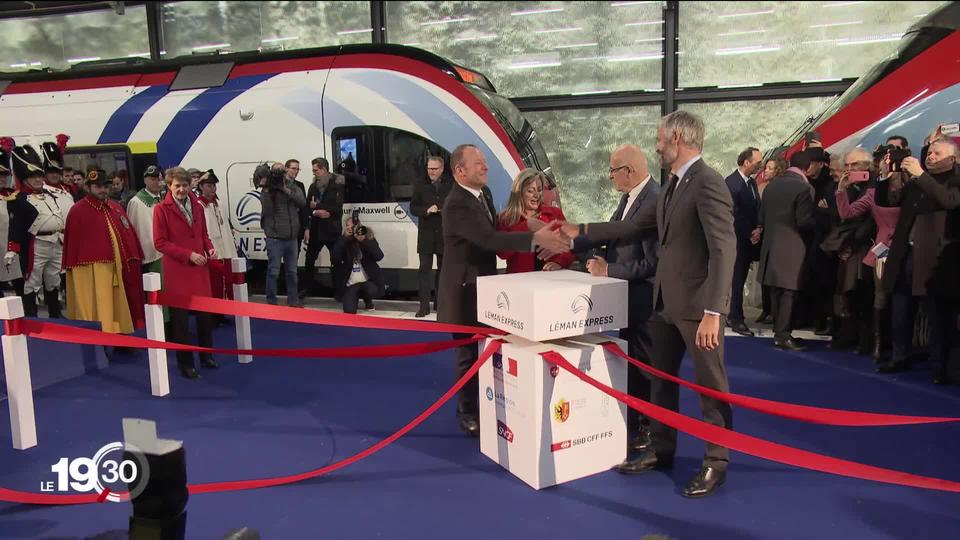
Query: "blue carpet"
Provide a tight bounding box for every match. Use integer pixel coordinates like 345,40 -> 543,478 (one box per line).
1,321 -> 959,539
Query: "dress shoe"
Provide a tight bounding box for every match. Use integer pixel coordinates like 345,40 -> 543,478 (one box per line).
876,359 -> 909,373
774,338 -> 806,352
458,415 -> 480,437
288,301 -> 304,308
628,428 -> 652,452
415,307 -> 430,318
755,312 -> 772,324
363,300 -> 375,311
933,367 -> 950,385
614,450 -> 673,474
201,357 -> 219,369
682,466 -> 726,498
728,321 -> 755,337
179,366 -> 200,379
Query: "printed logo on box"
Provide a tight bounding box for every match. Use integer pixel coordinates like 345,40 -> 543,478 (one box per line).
484,291 -> 525,331
570,294 -> 594,314
493,355 -> 518,377
544,294 -> 615,332
552,398 -> 570,423
549,365 -> 560,378
486,387 -> 494,401
550,430 -> 615,452
496,420 -> 514,443
486,386 -> 518,410
496,291 -> 511,310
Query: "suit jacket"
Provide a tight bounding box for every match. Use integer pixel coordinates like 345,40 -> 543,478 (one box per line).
724,169 -> 759,259
574,180 -> 659,327
410,177 -> 452,255
306,173 -> 345,242
877,167 -> 960,295
758,171 -> 816,291
585,158 -> 736,321
437,183 -> 534,326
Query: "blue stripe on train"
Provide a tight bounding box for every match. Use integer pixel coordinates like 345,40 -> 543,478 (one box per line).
156,74 -> 275,167
96,85 -> 169,144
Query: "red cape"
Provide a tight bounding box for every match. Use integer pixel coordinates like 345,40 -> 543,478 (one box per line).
63,195 -> 145,329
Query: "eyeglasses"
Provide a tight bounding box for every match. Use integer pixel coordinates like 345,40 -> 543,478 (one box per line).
427,167 -> 442,171
608,165 -> 630,175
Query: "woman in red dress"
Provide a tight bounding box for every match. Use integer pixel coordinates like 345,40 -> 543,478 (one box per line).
496,169 -> 575,273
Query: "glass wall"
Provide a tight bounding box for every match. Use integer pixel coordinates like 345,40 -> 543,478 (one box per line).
680,96 -> 836,174
0,6 -> 149,72
385,1 -> 665,97
525,106 -> 661,223
160,1 -> 372,59
678,1 -> 948,88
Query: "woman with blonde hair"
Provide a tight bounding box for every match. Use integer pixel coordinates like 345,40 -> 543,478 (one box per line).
496,168 -> 575,273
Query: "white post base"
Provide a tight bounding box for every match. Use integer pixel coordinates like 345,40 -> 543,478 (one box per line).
0,297 -> 37,449
232,258 -> 252,364
143,273 -> 169,397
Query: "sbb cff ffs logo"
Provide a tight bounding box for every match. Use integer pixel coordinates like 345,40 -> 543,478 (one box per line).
41,442 -> 150,502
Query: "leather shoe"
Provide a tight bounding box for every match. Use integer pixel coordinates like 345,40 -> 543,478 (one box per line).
179,366 -> 200,379
201,357 -> 219,369
458,415 -> 479,437
628,428 -> 652,452
876,360 -> 909,373
774,338 -> 806,351
614,450 -> 673,474
755,312 -> 772,324
682,466 -> 726,498
728,321 -> 755,337
415,307 -> 430,318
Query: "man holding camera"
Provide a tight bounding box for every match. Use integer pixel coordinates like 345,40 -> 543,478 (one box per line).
261,162 -> 307,307
332,213 -> 383,313
876,139 -> 960,382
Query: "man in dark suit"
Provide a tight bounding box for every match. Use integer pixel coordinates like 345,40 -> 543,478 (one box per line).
438,144 -> 569,436
725,147 -> 762,337
573,144 -> 659,456
560,111 -> 736,498
303,157 -> 345,297
410,156 -> 452,317
757,150 -> 816,351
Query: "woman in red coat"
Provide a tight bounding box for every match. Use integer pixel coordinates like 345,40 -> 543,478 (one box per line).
153,166 -> 218,379
497,169 -> 575,273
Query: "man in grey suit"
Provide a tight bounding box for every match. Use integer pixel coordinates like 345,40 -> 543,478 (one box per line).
437,144 -> 568,437
558,111 -> 736,498
573,144 -> 659,456
757,150 -> 816,351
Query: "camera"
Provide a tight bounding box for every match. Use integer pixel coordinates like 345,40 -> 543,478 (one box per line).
889,147 -> 911,171
351,209 -> 368,236
267,166 -> 286,190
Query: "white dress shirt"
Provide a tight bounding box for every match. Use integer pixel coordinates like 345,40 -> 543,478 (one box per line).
619,175 -> 651,221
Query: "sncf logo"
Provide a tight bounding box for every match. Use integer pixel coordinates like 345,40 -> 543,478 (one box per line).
571,294 -> 594,314
497,420 -> 514,443
496,291 -> 510,310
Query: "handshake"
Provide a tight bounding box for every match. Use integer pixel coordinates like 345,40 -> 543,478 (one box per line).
529,218 -> 581,259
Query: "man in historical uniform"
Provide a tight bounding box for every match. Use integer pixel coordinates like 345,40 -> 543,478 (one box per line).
63,169 -> 145,334
197,169 -> 238,301
7,142 -> 73,317
127,165 -> 165,277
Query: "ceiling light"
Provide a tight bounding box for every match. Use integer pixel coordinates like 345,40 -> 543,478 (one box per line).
718,83 -> 763,89
635,37 -> 664,43
452,34 -> 498,43
718,29 -> 766,37
837,34 -> 903,46
717,10 -> 774,19
822,1 -> 866,7
571,89 -> 612,95
625,20 -> 664,26
607,53 -> 664,62
67,56 -> 102,63
336,28 -> 373,36
420,16 -> 475,26
511,7 -> 564,16
535,27 -> 583,34
611,1 -> 659,6
508,60 -> 562,69
800,77 -> 843,83
714,45 -> 781,56
9,63 -> 27,68
262,36 -> 299,43
552,42 -> 599,49
810,21 -> 863,28
191,43 -> 230,51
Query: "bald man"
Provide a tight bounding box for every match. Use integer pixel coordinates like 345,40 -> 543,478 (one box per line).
573,144 -> 659,454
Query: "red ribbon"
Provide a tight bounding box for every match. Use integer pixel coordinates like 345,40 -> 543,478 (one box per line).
4,319 -> 24,336
230,272 -> 246,286
0,340 -> 503,505
540,350 -> 960,493
603,342 -> 959,426
153,291 -> 504,336
19,319 -> 483,358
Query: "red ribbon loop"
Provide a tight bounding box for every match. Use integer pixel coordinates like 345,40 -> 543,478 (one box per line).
4,319 -> 24,336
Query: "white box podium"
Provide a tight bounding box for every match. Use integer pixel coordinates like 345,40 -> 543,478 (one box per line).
476,270 -> 628,342
479,334 -> 627,489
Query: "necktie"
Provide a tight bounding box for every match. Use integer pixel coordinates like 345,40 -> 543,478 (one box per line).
478,194 -> 493,224
748,178 -> 758,201
664,174 -> 680,206
613,193 -> 629,222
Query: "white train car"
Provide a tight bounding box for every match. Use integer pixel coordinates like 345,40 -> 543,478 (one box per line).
0,44 -> 557,293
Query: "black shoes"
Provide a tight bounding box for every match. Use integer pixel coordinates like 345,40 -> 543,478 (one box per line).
458,414 -> 479,437
415,306 -> 430,318
774,338 -> 806,352
614,450 -> 673,474
628,428 -> 652,452
682,466 -> 726,498
201,357 -> 219,369
728,321 -> 755,337
179,366 -> 200,379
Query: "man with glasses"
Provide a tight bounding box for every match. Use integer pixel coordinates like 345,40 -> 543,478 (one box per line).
410,156 -> 451,317
302,157 -> 345,298
285,158 -> 310,272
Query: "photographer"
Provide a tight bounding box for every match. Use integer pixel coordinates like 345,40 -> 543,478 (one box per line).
875,138 -> 960,382
260,162 -> 307,307
331,213 -> 383,314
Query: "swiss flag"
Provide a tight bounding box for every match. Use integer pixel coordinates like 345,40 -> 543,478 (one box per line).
507,358 -> 518,377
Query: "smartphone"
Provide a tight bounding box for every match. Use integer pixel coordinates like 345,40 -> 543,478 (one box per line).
849,171 -> 870,183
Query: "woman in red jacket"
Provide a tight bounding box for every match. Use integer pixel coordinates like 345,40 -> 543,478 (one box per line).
153,166 -> 218,379
497,169 -> 575,273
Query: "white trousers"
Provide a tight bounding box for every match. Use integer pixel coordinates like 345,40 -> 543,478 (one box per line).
24,237 -> 62,295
